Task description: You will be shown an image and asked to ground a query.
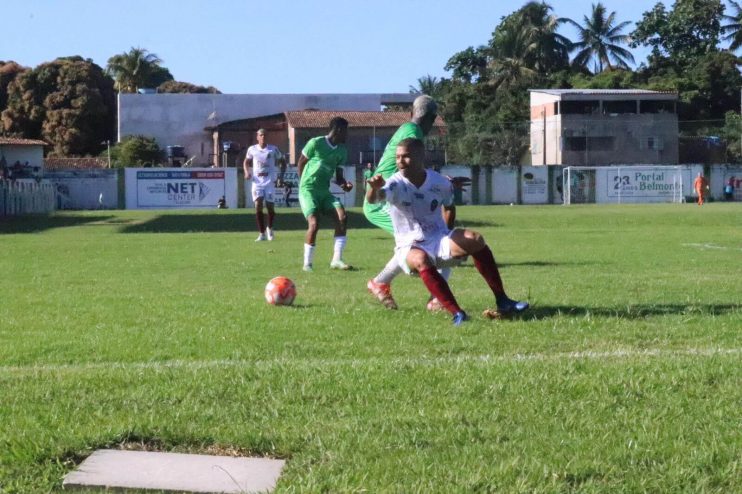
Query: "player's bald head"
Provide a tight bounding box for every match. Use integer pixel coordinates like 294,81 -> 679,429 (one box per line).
411,95 -> 437,135
412,95 -> 437,120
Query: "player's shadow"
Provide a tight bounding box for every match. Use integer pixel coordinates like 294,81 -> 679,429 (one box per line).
119,210 -> 376,234
518,304 -> 742,321
0,214 -> 116,234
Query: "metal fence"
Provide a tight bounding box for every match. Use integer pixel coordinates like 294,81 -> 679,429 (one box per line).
0,180 -> 56,216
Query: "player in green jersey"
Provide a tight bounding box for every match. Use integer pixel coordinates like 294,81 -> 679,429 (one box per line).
297,117 -> 354,272
364,95 -> 446,309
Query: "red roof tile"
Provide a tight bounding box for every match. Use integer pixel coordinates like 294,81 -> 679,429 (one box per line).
0,137 -> 48,146
285,111 -> 445,129
44,157 -> 109,170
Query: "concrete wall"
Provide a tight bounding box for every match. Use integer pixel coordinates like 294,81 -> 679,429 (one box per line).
45,170 -> 120,210
119,93 -> 400,167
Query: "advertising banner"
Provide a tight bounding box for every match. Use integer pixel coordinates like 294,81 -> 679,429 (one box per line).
125,168 -> 237,209
604,168 -> 682,200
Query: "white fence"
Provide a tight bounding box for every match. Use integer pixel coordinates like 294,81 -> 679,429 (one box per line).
0,179 -> 56,216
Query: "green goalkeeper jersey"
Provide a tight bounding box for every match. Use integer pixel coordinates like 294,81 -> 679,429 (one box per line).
299,136 -> 348,190
374,122 -> 424,179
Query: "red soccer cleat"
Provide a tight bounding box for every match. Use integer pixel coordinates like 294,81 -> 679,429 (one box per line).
367,279 -> 398,310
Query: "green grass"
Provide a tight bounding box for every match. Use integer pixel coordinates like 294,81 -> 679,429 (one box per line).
1,204 -> 741,493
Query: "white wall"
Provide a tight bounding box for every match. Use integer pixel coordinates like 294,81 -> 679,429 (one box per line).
46,170 -> 119,209
492,167 -> 519,204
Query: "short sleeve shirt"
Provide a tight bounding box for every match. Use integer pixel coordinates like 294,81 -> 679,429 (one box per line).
299,136 -> 347,191
247,144 -> 282,186
381,169 -> 453,249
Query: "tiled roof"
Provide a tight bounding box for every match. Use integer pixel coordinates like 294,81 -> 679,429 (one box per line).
530,89 -> 677,96
0,137 -> 48,146
285,111 -> 445,129
44,157 -> 109,170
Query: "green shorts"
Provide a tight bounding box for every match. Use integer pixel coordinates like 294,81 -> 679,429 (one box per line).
363,199 -> 393,235
299,187 -> 344,218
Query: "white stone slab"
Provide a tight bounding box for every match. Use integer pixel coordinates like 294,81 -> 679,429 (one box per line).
63,449 -> 284,493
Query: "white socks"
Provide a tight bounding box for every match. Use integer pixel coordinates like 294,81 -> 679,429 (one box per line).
374,256 -> 402,285
332,236 -> 347,262
304,243 -> 315,267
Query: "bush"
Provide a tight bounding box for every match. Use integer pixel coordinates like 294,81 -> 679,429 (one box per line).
109,135 -> 163,167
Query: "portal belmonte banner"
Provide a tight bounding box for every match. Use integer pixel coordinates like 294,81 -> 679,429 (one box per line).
125,168 -> 238,209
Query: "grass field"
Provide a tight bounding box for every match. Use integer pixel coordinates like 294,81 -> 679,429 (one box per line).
1,203 -> 741,493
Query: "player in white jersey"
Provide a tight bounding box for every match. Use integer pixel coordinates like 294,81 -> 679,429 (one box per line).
243,128 -> 286,241
366,138 -> 528,326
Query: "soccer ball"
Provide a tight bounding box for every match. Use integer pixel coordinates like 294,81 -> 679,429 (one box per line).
265,276 -> 296,306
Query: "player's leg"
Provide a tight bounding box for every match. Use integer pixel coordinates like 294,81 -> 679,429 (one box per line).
323,194 -> 351,270
265,200 -> 276,240
254,191 -> 267,241
364,200 -> 402,307
298,188 -> 320,271
406,247 -> 467,325
448,229 -> 529,315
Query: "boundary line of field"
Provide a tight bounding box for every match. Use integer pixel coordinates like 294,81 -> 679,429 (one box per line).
1,347 -> 741,375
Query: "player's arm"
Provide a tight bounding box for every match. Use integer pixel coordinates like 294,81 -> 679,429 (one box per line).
297,154 -> 309,179
335,167 -> 353,192
442,204 -> 456,229
365,175 -> 386,204
242,153 -> 253,180
276,151 -> 287,187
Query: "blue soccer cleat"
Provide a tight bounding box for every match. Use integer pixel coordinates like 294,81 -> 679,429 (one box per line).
452,311 -> 469,326
496,297 -> 529,314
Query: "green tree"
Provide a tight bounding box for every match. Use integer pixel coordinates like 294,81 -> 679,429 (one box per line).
106,47 -> 173,93
631,0 -> 725,65
1,57 -> 116,156
408,75 -> 445,99
0,62 -> 28,132
444,47 -> 489,83
563,3 -> 635,72
109,135 -> 163,167
722,0 -> 742,51
157,80 -> 221,94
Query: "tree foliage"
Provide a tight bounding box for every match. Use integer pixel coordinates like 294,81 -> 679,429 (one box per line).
157,80 -> 221,94
109,135 -> 163,167
1,56 -> 116,156
631,0 -> 724,65
0,61 -> 28,131
562,3 -> 634,72
106,47 -> 173,93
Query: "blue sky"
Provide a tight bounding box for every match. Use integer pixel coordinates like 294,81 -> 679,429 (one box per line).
4,0 -> 668,94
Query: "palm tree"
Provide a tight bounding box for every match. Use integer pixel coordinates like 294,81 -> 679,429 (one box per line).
106,47 -> 164,93
409,75 -> 442,98
563,3 -> 635,73
488,1 -> 571,88
722,0 -> 742,51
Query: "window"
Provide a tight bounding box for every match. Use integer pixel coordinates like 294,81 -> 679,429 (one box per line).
560,101 -> 600,115
603,100 -> 637,115
640,136 -> 664,150
563,136 -> 615,151
640,100 -> 675,114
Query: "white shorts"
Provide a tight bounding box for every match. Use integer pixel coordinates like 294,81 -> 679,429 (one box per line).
395,231 -> 461,275
252,182 -> 275,203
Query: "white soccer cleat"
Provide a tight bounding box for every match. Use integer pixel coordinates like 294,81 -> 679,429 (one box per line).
266,228 -> 274,241
330,259 -> 352,270
255,233 -> 267,242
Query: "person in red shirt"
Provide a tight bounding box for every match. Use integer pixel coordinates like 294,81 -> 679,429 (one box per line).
693,172 -> 709,206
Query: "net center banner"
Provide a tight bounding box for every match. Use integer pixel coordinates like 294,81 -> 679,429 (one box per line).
605,168 -> 681,199
125,168 -> 237,209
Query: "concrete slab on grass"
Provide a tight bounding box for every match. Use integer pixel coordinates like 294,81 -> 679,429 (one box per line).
63,449 -> 284,493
